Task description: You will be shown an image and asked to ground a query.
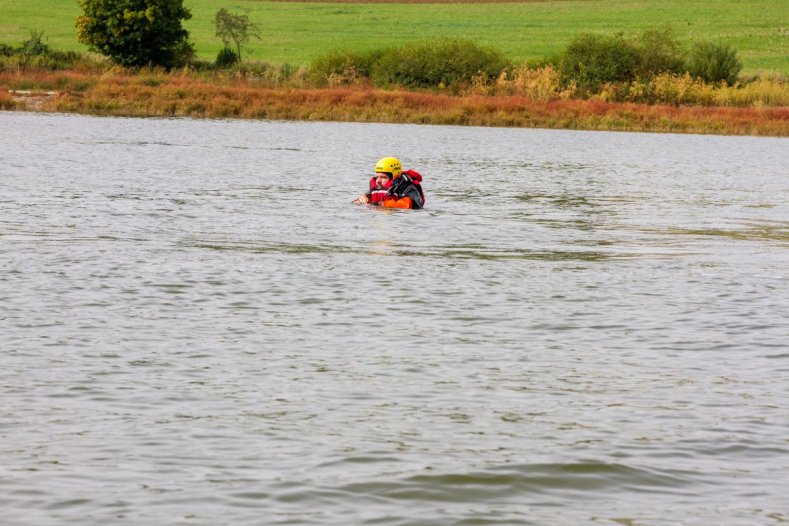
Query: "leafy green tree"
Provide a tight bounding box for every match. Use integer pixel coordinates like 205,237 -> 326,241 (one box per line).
76,0 -> 194,68
214,8 -> 261,62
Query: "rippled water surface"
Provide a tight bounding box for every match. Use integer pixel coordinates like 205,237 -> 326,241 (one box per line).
2,112 -> 788,525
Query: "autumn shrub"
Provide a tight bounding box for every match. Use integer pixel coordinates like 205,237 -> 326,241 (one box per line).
722,77 -> 789,107
491,65 -> 574,100
621,73 -> 789,107
234,62 -> 307,87
595,81 -> 635,103
630,73 -> 717,105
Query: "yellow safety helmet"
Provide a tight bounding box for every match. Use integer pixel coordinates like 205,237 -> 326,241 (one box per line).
375,157 -> 402,178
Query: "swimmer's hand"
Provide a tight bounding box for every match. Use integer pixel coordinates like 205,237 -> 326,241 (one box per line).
353,194 -> 369,205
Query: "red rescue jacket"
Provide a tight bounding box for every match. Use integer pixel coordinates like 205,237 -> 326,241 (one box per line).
367,178 -> 390,204
366,170 -> 425,209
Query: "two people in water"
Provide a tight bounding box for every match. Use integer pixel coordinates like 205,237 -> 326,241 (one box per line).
353,157 -> 425,210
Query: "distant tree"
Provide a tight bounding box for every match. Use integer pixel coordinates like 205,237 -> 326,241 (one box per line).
76,0 -> 194,68
214,8 -> 261,62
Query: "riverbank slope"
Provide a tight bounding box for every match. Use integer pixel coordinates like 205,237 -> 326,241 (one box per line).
3,69 -> 788,136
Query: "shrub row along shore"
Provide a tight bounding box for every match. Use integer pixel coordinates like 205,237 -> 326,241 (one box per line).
3,69 -> 788,136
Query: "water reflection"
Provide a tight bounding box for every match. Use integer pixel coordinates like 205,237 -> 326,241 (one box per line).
184,239 -> 631,261
658,223 -> 789,244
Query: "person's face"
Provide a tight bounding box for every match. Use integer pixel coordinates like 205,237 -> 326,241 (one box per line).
374,172 -> 392,189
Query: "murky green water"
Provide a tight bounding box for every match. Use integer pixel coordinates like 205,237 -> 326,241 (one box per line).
2,111 -> 788,525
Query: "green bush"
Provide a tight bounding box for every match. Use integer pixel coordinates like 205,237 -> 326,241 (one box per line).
634,27 -> 685,77
2,47 -> 96,71
0,43 -> 15,57
309,38 -> 508,90
371,38 -> 509,89
215,46 -> 239,68
686,41 -> 742,85
558,33 -> 642,93
19,31 -> 50,56
309,50 -> 380,86
48,50 -> 85,68
557,28 -> 692,94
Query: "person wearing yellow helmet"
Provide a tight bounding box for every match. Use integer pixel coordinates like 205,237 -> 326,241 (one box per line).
374,157 -> 403,179
353,157 -> 425,209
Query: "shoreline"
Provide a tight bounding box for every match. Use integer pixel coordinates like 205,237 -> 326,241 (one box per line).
3,74 -> 788,136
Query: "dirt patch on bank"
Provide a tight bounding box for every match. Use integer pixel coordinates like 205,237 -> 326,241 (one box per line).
9,90 -> 60,110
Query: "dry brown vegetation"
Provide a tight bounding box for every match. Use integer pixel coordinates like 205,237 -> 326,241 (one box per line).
3,68 -> 787,135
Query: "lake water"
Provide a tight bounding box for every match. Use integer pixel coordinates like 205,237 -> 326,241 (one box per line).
1,111 -> 788,525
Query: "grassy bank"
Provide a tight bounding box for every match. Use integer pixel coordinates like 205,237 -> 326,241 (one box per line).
3,69 -> 788,136
1,0 -> 787,75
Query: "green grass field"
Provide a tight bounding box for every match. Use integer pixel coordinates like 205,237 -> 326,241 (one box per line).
1,0 -> 787,75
